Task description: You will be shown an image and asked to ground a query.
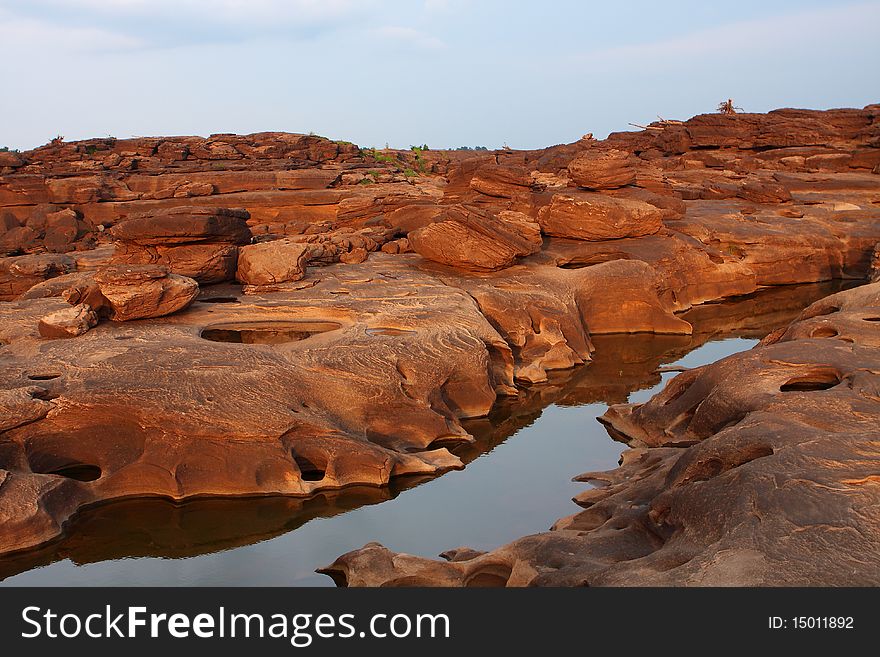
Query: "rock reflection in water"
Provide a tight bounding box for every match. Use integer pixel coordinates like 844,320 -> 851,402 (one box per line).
0,482 -> 435,583
0,280 -> 853,584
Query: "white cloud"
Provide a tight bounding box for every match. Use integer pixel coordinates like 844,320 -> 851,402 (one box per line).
0,0 -> 373,47
374,25 -> 446,49
0,7 -> 144,51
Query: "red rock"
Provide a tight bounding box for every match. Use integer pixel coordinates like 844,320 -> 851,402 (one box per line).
38,303 -> 97,339
737,179 -> 792,204
380,237 -> 411,254
409,205 -> 541,271
0,212 -> 19,233
2,105 -> 880,573
94,264 -> 199,321
608,187 -> 686,220
110,206 -> 252,283
384,204 -> 445,233
469,164 -> 532,198
537,192 -> 663,241
110,206 -> 251,245
0,151 -> 24,168
322,283 -> 880,587
0,253 -> 74,300
46,176 -> 138,204
339,247 -> 369,264
42,208 -> 84,253
0,225 -> 39,255
236,239 -> 310,286
568,149 -> 636,189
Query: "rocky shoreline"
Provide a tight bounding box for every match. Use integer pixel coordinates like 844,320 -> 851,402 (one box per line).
322,282 -> 880,586
1,106 -> 879,577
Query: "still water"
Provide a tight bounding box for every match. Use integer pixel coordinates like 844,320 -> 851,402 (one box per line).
0,282 -> 851,586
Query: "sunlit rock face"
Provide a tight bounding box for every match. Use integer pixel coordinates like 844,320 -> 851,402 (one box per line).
1,105 -> 879,566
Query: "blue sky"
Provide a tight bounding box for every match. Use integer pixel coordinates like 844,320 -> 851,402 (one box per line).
1,0 -> 878,151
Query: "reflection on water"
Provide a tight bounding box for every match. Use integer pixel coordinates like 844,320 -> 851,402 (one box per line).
0,281 -> 855,586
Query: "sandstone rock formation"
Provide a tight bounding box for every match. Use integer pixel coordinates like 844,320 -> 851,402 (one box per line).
37,303 -> 97,339
0,253 -> 74,301
110,206 -> 252,283
1,105 -> 879,574
537,192 -> 663,241
409,205 -> 542,270
0,281 -> 842,578
236,239 -> 310,287
321,282 -> 880,586
93,265 -> 199,321
567,148 -> 636,189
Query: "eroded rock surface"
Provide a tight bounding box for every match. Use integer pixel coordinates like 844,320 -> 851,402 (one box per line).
110,207 -> 252,283
408,205 -> 542,270
323,283 -> 880,586
537,192 -> 663,241
236,239 -> 310,287
1,105 -> 879,566
93,264 -> 199,321
37,303 -> 97,339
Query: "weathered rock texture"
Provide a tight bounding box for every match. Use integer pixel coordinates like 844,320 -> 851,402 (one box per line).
408,205 -> 541,270
322,282 -> 880,586
1,105 -> 879,567
236,239 -> 310,287
0,281 -> 843,578
110,206 -> 252,283
93,265 -> 199,321
537,193 -> 663,240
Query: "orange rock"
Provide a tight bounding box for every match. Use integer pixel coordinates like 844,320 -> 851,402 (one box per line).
537,192 -> 663,241
236,239 -> 310,285
568,149 -> 636,189
38,303 -> 97,339
409,205 -> 541,271
94,264 -> 199,321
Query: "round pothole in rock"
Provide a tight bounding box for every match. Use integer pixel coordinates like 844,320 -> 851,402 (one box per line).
810,326 -> 839,338
780,370 -> 841,392
200,321 -> 342,344
30,460 -> 102,482
365,327 -> 417,336
199,297 -> 240,304
290,448 -> 328,482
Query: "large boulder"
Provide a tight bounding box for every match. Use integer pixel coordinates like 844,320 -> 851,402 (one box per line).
236,239 -> 310,286
43,208 -> 86,253
94,264 -> 199,321
110,207 -> 252,283
409,205 -> 542,271
469,164 -> 533,198
568,149 -> 636,189
537,192 -> 664,241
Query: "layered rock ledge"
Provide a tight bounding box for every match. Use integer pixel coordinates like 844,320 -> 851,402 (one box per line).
1,105 -> 878,562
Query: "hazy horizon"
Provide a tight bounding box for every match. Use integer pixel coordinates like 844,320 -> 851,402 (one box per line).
1,0 -> 878,152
